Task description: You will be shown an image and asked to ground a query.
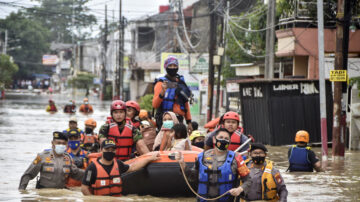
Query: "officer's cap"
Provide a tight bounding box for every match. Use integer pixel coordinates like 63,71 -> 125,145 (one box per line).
53,131 -> 68,141
250,143 -> 268,153
101,139 -> 116,149
67,129 -> 80,138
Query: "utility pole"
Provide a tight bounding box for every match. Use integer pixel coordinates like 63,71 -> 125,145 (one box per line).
207,0 -> 217,122
101,5 -> 108,100
215,0 -> 229,118
118,0 -> 124,100
317,0 -> 328,161
264,0 -> 275,79
332,0 -> 350,159
3,29 -> 7,54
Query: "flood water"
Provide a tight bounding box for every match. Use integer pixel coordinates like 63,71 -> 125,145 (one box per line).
0,92 -> 359,201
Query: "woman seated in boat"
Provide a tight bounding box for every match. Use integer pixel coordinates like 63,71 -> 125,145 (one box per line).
161,123 -> 191,151
152,111 -> 179,151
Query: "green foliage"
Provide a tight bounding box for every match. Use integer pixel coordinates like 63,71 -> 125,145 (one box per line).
0,12 -> 51,79
26,0 -> 97,43
139,94 -> 154,112
0,54 -> 19,88
67,72 -> 95,89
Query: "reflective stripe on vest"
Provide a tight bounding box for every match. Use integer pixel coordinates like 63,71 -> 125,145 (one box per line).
261,160 -> 279,201
228,129 -> 243,151
91,159 -> 122,196
288,145 -> 313,172
107,118 -> 134,160
197,151 -> 236,202
158,76 -> 185,112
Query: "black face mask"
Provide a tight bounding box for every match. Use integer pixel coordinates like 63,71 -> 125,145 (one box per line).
166,68 -> 178,77
193,141 -> 205,149
103,151 -> 115,161
215,138 -> 230,151
252,156 -> 265,165
85,127 -> 93,134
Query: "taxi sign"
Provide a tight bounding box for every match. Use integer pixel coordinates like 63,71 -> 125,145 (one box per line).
330,70 -> 347,82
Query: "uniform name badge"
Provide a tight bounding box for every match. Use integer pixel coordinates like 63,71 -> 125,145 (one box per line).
113,177 -> 121,183
101,180 -> 106,186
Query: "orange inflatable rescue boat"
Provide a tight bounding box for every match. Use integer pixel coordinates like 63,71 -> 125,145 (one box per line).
87,147 -> 202,196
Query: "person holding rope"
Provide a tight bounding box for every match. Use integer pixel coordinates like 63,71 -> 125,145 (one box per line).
177,128 -> 252,201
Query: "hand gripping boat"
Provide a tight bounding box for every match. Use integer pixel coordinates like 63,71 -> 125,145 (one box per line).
87,147 -> 203,197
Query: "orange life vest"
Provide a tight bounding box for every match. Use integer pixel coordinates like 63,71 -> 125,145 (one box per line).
82,133 -> 99,145
107,118 -> 134,160
65,148 -> 88,187
228,129 -> 243,151
132,120 -> 140,129
91,159 -> 122,196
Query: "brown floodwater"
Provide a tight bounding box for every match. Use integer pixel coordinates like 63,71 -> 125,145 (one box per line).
0,92 -> 359,201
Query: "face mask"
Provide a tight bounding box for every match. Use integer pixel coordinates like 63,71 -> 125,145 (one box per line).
84,102 -> 89,105
215,138 -> 229,151
103,151 -> 115,161
68,140 -> 80,150
162,120 -> 174,129
193,141 -> 205,149
85,127 -> 93,134
166,68 -> 178,77
54,144 -> 67,154
252,156 -> 265,165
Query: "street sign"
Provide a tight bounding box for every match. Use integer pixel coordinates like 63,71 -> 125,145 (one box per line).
330,70 -> 347,82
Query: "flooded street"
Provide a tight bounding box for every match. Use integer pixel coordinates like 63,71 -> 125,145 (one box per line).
1,92 -> 360,201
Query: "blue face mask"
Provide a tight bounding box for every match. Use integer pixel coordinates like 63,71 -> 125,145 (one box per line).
68,140 -> 80,150
162,120 -> 174,129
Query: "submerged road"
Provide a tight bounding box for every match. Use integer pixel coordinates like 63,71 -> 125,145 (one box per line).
0,92 -> 359,201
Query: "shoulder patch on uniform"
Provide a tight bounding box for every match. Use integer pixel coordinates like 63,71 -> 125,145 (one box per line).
33,155 -> 41,164
274,172 -> 282,184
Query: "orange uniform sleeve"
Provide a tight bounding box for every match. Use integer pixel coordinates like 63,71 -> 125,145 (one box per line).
235,154 -> 250,177
152,81 -> 164,109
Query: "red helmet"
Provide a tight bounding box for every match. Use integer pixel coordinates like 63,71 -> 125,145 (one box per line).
126,100 -> 140,112
223,111 -> 240,122
111,100 -> 126,113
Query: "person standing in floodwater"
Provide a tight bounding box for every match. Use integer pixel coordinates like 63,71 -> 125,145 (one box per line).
288,130 -> 323,172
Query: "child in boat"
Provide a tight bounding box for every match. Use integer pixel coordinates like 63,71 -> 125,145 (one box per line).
168,123 -> 191,151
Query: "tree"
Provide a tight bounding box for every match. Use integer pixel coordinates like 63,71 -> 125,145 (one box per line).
26,0 -> 97,43
0,12 -> 51,79
0,54 -> 19,88
67,72 -> 95,92
139,94 -> 154,112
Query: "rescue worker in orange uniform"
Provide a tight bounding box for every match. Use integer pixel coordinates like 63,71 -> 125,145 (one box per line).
46,99 -> 57,113
81,139 -> 160,196
177,128 -> 252,201
81,118 -> 99,153
66,129 -> 88,187
152,56 -> 193,132
205,111 -> 250,153
288,130 -> 322,172
126,100 -> 141,129
79,98 -> 94,114
241,143 -> 288,202
98,100 -> 150,160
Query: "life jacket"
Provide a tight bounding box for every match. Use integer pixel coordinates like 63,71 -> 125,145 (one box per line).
49,105 -> 57,112
91,159 -> 122,196
227,129 -> 244,151
106,118 -> 134,160
82,133 -> 99,145
288,145 -> 313,172
132,120 -> 140,129
155,75 -> 188,112
243,159 -> 279,202
198,150 -> 236,201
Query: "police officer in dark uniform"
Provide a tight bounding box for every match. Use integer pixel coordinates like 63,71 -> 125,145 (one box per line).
19,132 -> 84,190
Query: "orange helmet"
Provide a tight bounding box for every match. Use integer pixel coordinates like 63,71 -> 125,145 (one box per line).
139,109 -> 149,119
295,130 -> 309,143
85,118 -> 97,128
126,100 -> 140,112
222,111 -> 240,122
